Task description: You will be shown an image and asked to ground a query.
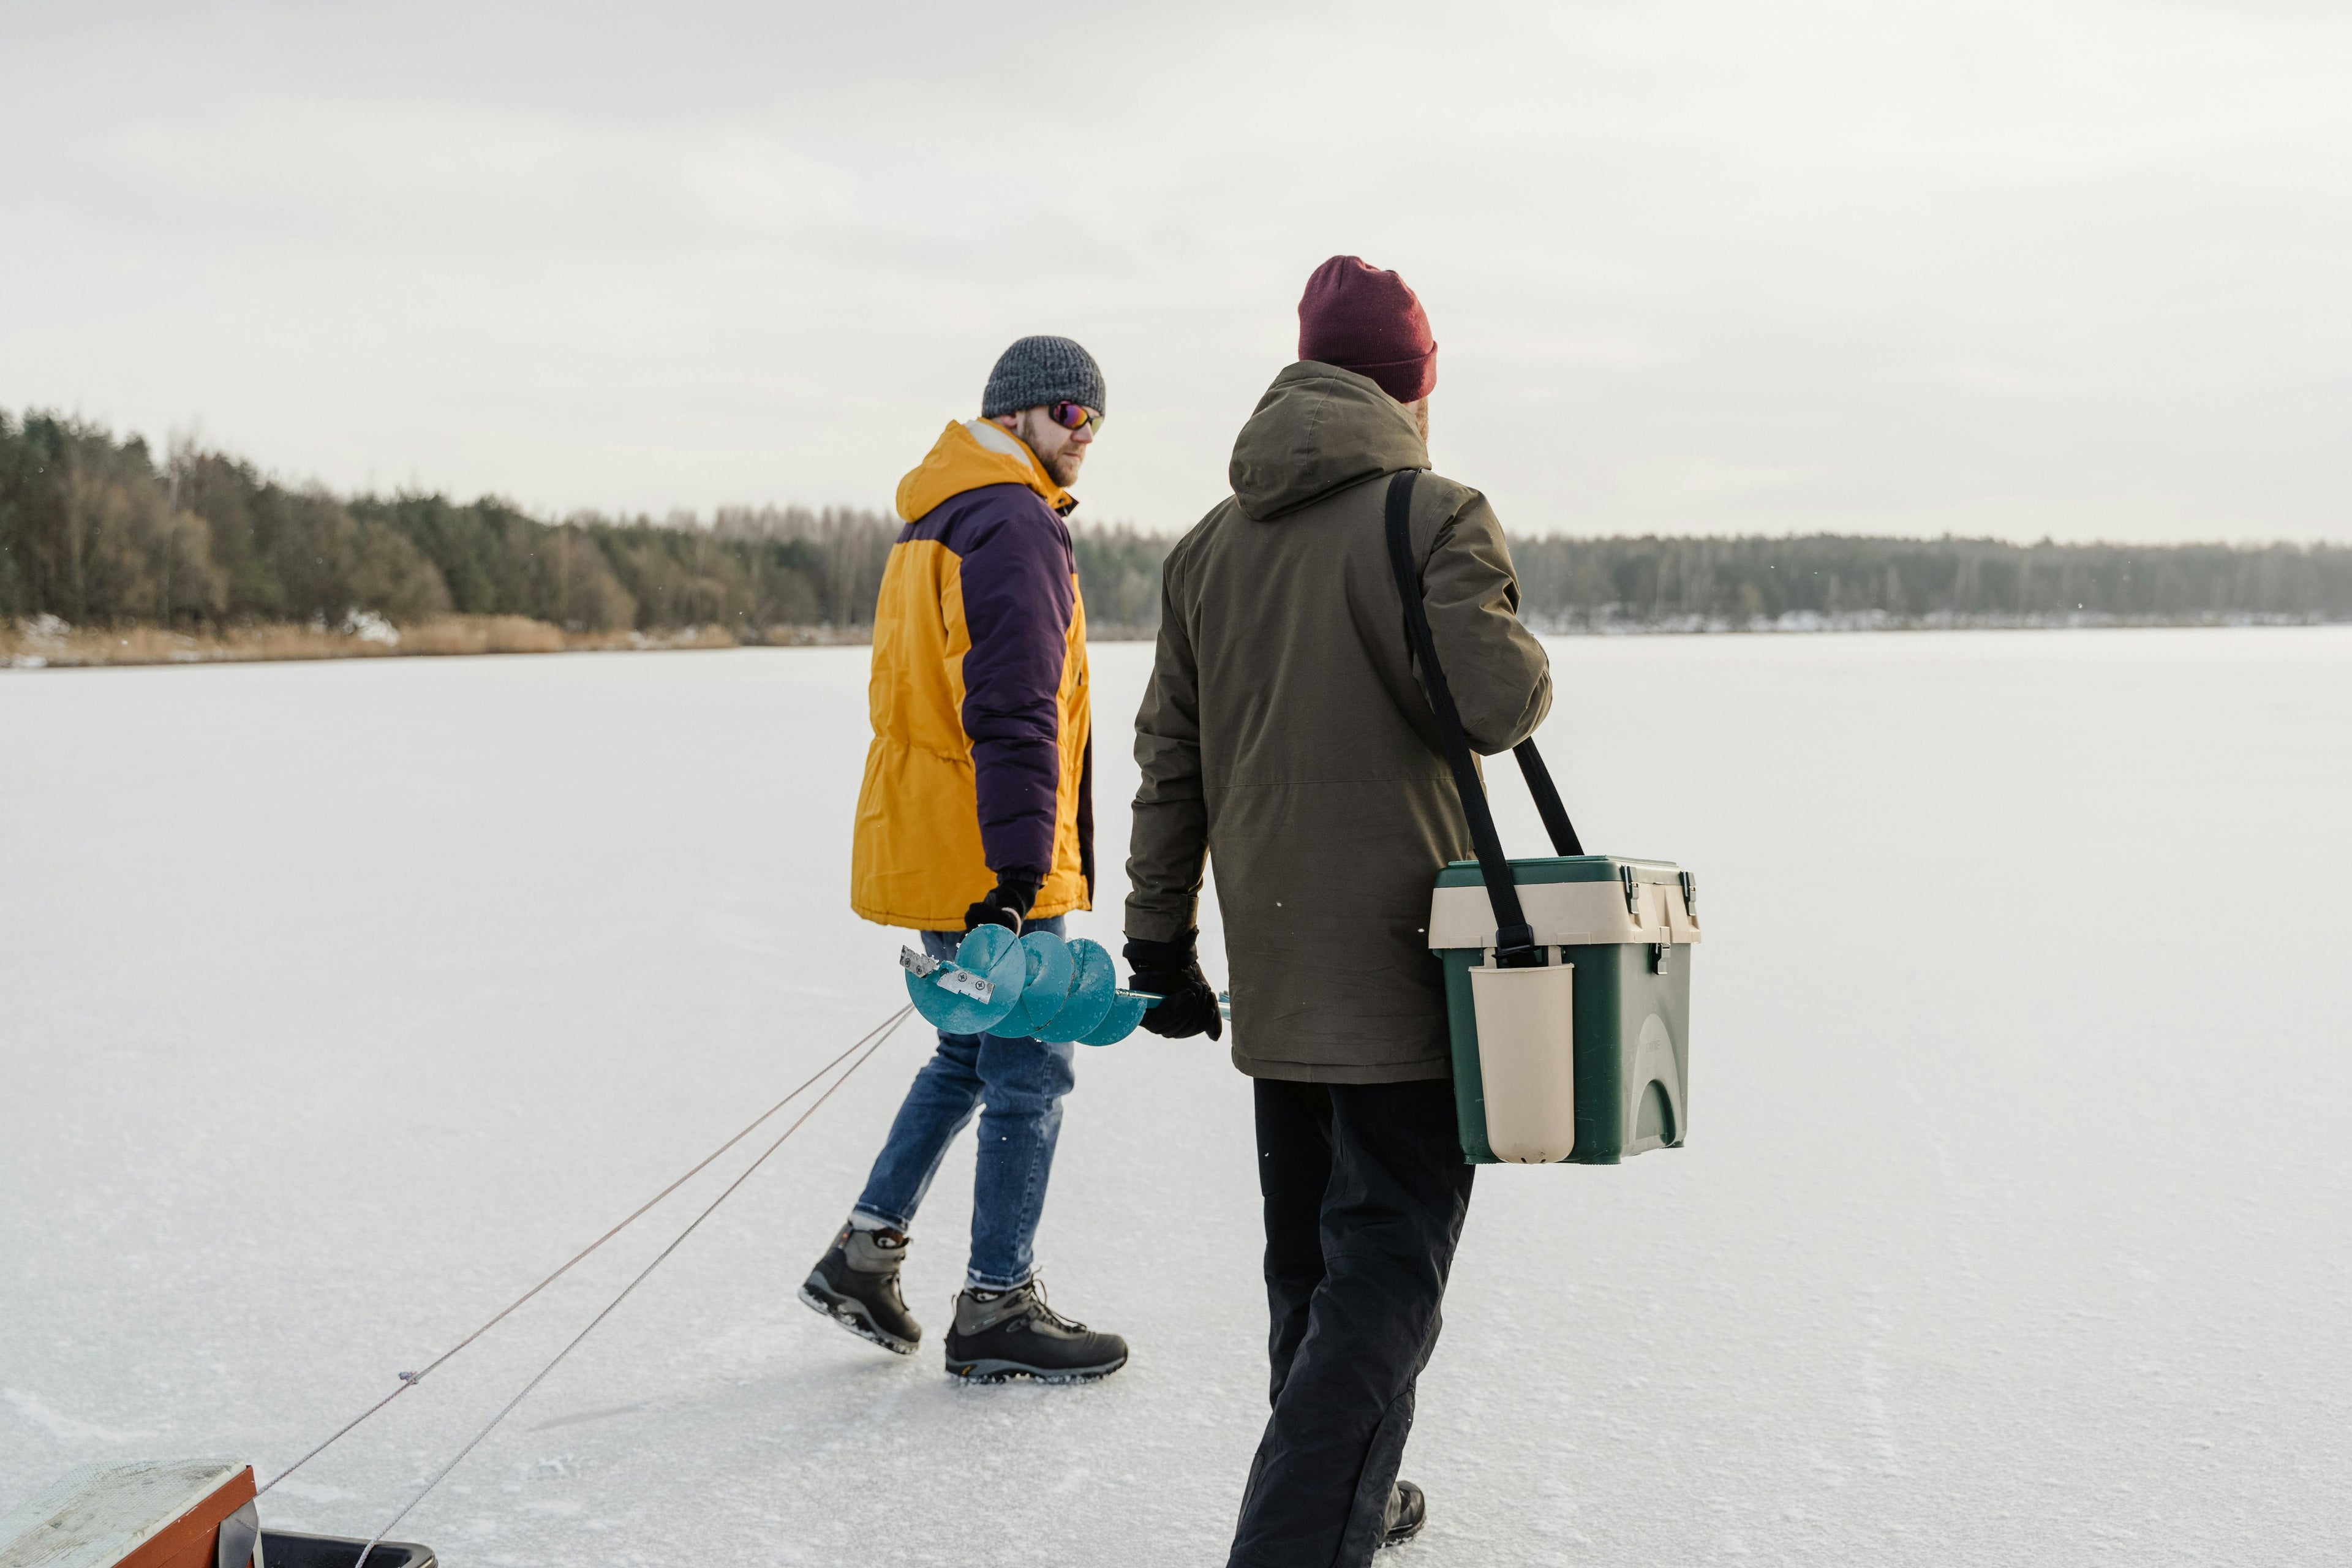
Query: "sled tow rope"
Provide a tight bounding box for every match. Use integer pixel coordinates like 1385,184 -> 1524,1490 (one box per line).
255,1003 -> 918,1559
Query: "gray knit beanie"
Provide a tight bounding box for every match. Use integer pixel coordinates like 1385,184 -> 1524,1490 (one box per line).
981,335 -> 1107,418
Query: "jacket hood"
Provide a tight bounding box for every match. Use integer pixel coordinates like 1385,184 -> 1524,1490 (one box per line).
897,420 -> 1075,524
1228,361 -> 1429,522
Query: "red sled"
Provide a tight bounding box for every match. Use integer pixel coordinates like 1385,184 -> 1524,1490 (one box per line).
0,1461 -> 435,1568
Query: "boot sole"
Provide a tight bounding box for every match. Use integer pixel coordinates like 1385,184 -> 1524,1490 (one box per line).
943,1350 -> 1129,1384
1379,1481 -> 1427,1549
797,1279 -> 919,1356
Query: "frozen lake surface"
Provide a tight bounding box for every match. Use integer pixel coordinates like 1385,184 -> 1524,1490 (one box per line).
4,629 -> 2348,1566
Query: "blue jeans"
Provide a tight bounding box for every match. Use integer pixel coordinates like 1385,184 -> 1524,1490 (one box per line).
854,918 -> 1076,1291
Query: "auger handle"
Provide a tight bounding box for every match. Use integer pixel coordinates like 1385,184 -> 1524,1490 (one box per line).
1126,989 -> 1234,1018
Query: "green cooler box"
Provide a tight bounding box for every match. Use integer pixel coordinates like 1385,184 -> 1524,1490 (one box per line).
1426,855 -> 1698,1165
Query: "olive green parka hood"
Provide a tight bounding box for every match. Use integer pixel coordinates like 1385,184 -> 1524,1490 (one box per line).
1130,362 -> 1553,1084
1229,361 -> 1429,522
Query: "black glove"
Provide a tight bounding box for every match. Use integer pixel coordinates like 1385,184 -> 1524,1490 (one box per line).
964,879 -> 1039,935
1125,934 -> 1223,1041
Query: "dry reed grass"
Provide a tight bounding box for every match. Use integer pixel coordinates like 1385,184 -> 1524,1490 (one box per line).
1,616 -> 759,669
1,616 -> 1143,670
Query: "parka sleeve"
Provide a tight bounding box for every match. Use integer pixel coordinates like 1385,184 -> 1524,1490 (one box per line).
957,505 -> 1076,884
1124,554 -> 1208,944
1419,486 -> 1552,754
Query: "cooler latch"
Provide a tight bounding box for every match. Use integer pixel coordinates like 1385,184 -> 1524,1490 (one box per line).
1619,864 -> 1642,924
1678,870 -> 1698,923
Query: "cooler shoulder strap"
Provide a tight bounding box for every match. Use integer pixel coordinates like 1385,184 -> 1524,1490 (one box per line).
1513,736 -> 1584,858
1383,468 -> 1553,967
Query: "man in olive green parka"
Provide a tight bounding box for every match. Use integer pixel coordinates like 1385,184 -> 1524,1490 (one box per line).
1123,257 -> 1551,1566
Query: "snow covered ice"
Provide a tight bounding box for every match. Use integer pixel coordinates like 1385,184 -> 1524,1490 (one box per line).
4,628 -> 2349,1566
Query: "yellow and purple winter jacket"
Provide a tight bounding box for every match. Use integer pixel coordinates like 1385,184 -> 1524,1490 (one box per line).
850,419 -> 1093,930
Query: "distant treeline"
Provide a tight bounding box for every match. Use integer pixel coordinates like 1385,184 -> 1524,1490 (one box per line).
0,413 -> 1167,637
1510,533 -> 2352,630
5,411 -> 2347,639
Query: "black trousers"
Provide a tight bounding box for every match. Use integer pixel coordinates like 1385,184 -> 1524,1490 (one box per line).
1227,1077 -> 1476,1568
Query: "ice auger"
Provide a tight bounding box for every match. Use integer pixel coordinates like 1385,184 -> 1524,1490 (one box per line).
898,925 -> 1223,1044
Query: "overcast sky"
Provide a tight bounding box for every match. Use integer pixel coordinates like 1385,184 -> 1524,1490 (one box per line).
4,1 -> 2348,542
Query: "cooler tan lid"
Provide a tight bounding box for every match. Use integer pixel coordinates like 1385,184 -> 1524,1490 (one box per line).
1427,859 -> 1703,951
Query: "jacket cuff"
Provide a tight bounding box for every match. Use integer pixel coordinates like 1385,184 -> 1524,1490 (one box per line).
1123,905 -> 1197,947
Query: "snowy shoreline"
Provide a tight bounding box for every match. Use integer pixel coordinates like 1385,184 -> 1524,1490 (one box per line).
9,610 -> 2343,671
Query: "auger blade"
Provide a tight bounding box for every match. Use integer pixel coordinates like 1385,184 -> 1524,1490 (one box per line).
1077,990 -> 1153,1047
903,925 -> 1028,1035
1031,938 -> 1118,1042
991,930 -> 1078,1040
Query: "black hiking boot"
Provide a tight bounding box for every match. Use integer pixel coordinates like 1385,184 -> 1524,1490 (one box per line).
1379,1480 -> 1426,1549
941,1278 -> 1128,1382
799,1224 -> 921,1354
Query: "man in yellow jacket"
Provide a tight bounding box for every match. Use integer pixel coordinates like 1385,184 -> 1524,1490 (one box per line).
801,335 -> 1128,1382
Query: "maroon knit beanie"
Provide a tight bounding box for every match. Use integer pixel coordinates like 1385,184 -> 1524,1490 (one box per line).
1296,255 -> 1437,403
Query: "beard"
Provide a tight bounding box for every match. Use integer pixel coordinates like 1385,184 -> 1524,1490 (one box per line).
1016,409 -> 1088,488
